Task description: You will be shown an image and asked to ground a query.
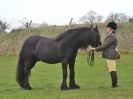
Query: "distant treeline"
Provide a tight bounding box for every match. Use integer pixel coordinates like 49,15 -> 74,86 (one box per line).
1,11 -> 133,34
0,22 -> 133,55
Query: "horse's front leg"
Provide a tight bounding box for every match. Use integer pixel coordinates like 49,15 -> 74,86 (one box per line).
60,59 -> 69,90
69,59 -> 80,89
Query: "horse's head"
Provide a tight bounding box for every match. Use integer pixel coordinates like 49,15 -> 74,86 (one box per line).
89,25 -> 102,47
55,26 -> 101,49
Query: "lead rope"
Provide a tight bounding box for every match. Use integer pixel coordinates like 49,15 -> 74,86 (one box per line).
87,50 -> 95,66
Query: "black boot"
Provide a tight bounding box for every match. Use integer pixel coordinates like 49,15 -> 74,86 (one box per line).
110,71 -> 118,88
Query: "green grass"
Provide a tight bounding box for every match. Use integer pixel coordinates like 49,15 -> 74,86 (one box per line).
0,53 -> 133,99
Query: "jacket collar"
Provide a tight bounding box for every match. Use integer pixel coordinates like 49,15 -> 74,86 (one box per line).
108,32 -> 113,35
107,31 -> 116,36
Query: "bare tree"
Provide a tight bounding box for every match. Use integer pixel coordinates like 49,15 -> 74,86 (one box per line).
80,11 -> 97,24
79,15 -> 88,23
97,15 -> 103,23
106,12 -> 128,22
80,11 -> 103,24
0,20 -> 9,34
20,17 -> 32,28
87,11 -> 97,24
118,13 -> 128,22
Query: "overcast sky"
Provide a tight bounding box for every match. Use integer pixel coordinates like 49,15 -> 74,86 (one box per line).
0,0 -> 133,27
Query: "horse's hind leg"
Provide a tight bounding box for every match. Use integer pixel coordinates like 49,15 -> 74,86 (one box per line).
23,58 -> 37,90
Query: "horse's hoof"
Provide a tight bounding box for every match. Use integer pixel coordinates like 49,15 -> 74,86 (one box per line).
20,85 -> 32,90
70,84 -> 80,89
25,86 -> 32,90
60,85 -> 70,90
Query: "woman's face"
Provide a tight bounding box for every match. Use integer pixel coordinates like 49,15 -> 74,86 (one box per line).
106,27 -> 113,33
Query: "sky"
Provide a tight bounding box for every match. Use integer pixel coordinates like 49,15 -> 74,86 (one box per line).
0,0 -> 133,28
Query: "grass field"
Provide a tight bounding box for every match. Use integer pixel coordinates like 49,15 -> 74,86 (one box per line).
0,53 -> 133,99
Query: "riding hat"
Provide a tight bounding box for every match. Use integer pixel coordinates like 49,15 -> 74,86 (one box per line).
106,21 -> 117,30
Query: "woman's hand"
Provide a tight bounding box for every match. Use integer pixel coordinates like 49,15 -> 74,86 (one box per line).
91,48 -> 96,51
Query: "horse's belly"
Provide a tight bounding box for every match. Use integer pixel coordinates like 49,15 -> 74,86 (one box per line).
39,56 -> 62,64
35,48 -> 63,64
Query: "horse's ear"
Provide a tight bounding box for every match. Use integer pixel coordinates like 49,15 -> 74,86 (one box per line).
95,25 -> 98,30
90,24 -> 93,28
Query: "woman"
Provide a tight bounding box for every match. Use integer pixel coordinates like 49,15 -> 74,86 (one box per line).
91,21 -> 120,88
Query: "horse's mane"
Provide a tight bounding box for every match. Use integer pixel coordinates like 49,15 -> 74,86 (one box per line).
55,27 -> 90,41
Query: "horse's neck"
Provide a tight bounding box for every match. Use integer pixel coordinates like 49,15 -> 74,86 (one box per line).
59,35 -> 83,50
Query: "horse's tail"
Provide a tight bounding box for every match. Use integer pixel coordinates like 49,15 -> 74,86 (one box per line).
16,51 -> 26,86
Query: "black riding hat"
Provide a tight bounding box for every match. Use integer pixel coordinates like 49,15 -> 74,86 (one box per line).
106,21 -> 117,30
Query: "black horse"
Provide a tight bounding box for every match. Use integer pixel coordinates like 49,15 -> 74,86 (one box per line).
16,26 -> 101,90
